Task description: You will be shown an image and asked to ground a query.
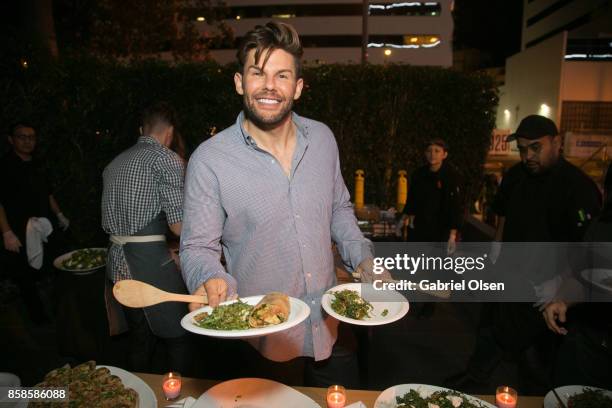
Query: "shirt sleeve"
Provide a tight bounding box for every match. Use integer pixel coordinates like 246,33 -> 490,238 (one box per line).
154,153 -> 185,225
402,172 -> 418,216
179,154 -> 237,294
329,137 -> 374,271
492,169 -> 515,217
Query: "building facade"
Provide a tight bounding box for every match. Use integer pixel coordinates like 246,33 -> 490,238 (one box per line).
194,0 -> 454,66
494,0 -> 612,163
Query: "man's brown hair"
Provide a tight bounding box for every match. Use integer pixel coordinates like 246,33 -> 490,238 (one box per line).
236,22 -> 304,78
141,101 -> 177,133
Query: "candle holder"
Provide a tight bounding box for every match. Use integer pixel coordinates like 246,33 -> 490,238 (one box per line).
495,386 -> 517,408
327,385 -> 346,408
162,372 -> 182,401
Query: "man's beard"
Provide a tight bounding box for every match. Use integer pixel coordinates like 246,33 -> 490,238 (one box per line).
243,94 -> 294,130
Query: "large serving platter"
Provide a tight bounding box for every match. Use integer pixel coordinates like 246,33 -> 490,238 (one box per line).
192,378 -> 319,408
374,383 -> 495,408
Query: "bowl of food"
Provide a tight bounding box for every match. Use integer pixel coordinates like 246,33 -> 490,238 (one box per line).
54,248 -> 107,275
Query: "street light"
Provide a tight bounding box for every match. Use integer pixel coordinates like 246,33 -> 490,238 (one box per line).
383,49 -> 392,65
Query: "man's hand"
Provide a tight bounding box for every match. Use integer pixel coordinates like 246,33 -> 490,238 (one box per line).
3,230 -> 22,253
447,233 -> 457,255
188,278 -> 232,311
356,258 -> 395,284
542,301 -> 568,335
489,241 -> 502,264
57,213 -> 70,231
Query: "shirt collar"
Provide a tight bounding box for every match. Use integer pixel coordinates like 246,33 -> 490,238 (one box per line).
236,111 -> 309,147
138,135 -> 161,146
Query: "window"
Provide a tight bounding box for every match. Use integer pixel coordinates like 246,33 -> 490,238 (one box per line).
561,101 -> 612,134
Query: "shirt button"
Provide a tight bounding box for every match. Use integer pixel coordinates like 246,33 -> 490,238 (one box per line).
270,159 -> 274,163
303,244 -> 306,248
311,300 -> 316,305
295,214 -> 300,219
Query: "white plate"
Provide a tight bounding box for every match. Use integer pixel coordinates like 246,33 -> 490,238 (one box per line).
98,365 -> 157,408
0,373 -> 27,408
581,268 -> 612,293
181,295 -> 311,339
322,283 -> 409,326
544,385 -> 612,408
54,248 -> 107,275
192,378 -> 319,408
374,383 -> 495,408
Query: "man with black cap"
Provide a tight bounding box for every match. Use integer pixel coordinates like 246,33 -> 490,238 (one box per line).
492,114 -> 600,244
447,115 -> 601,394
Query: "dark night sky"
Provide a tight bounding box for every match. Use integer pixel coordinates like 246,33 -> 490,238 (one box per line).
453,0 -> 524,67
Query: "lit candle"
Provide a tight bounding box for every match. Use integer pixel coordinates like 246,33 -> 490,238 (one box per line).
162,372 -> 182,400
495,386 -> 517,408
327,385 -> 346,408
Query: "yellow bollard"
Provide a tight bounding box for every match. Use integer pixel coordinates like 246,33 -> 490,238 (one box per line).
397,170 -> 408,212
354,169 -> 365,209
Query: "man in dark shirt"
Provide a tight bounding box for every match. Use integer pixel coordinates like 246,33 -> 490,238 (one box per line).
448,115 -> 601,394
0,122 -> 70,323
492,117 -> 600,243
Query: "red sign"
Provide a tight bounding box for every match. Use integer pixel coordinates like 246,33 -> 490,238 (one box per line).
489,129 -> 512,155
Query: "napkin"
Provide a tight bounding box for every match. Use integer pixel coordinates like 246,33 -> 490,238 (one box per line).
345,401 -> 367,408
164,396 -> 196,408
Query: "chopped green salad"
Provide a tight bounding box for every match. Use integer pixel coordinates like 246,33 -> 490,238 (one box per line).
567,388 -> 612,408
329,289 -> 373,320
395,389 -> 485,408
193,300 -> 254,330
62,248 -> 106,270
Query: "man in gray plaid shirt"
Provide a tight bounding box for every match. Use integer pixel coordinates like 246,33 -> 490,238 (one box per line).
102,102 -> 191,374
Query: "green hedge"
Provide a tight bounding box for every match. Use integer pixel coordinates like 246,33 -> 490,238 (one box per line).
1,56 -> 497,245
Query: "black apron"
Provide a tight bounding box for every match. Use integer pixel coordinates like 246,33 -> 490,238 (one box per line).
121,213 -> 188,338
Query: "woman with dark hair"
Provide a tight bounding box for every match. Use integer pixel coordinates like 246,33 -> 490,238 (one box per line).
402,138 -> 463,254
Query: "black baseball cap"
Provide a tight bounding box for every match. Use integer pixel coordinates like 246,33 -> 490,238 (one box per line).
506,115 -> 559,142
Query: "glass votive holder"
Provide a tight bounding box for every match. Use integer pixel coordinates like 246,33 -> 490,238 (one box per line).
327,385 -> 346,408
162,372 -> 182,401
495,386 -> 517,408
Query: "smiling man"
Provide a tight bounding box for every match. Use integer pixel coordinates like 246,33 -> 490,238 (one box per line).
180,22 -> 375,386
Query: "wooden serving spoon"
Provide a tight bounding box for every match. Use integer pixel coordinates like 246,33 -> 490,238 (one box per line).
113,279 -> 208,308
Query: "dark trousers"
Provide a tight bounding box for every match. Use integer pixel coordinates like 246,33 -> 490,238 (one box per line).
122,306 -> 193,375
554,323 -> 612,389
2,249 -> 47,322
466,303 -> 554,394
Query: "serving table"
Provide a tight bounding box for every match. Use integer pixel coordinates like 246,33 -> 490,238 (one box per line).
136,373 -> 544,407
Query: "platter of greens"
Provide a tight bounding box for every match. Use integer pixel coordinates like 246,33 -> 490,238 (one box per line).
181,295 -> 310,339
53,248 -> 107,274
322,283 -> 409,326
544,386 -> 612,408
374,384 -> 495,408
